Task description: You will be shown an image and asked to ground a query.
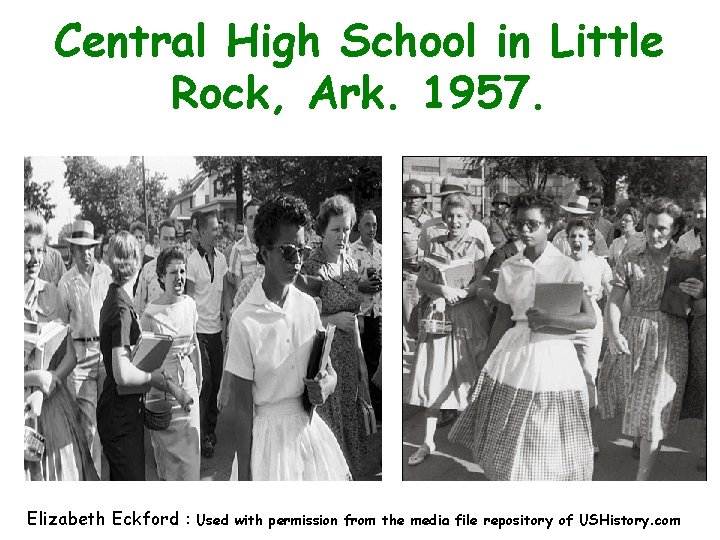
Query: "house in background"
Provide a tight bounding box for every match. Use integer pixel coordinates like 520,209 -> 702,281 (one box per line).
169,171 -> 241,231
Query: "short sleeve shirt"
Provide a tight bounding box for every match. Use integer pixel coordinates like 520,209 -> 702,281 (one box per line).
225,280 -> 324,407
495,242 -> 583,321
187,248 -> 227,334
99,283 -> 141,391
350,238 -> 382,317
58,262 -> 113,339
419,217 -> 494,259
133,258 -> 163,315
227,236 -> 259,282
573,254 -> 613,302
38,245 -> 66,286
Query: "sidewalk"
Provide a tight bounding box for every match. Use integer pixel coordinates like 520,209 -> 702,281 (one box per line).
402,350 -> 706,481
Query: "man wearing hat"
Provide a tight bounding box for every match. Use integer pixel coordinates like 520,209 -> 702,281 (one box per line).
402,179 -> 435,349
418,178 -> 494,258
57,219 -> 113,477
552,194 -> 610,257
482,192 -> 513,248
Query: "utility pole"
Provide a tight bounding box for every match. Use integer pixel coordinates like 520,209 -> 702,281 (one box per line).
141,155 -> 149,230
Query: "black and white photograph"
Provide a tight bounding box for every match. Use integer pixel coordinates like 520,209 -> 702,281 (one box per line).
24,156 -> 382,481
402,156 -> 707,481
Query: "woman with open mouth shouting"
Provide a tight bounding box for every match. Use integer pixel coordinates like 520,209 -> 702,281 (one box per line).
140,246 -> 202,480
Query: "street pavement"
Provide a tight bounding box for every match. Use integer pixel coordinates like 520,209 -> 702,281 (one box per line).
402,349 -> 706,481
143,386 -> 382,481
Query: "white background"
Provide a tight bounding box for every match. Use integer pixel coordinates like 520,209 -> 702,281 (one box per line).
4,0 -> 717,538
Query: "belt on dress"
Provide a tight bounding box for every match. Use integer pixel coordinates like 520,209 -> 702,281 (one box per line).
74,336 -> 99,342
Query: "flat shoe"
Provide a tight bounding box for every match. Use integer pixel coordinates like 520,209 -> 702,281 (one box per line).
408,443 -> 434,466
593,439 -> 600,457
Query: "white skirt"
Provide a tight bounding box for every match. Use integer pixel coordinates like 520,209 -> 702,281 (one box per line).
234,398 -> 351,481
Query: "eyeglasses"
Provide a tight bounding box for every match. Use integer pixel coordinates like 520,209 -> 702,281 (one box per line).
588,202 -> 601,208
270,243 -> 306,262
512,219 -> 545,232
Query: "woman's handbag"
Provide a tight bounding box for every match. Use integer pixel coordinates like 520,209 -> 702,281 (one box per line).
358,394 -> 377,436
419,300 -> 453,336
24,416 -> 45,462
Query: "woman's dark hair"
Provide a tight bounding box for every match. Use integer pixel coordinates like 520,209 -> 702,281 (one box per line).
243,198 -> 261,218
511,190 -> 559,225
622,206 -> 641,228
254,195 -> 312,265
155,246 -> 187,291
565,218 -> 596,247
644,197 -> 682,223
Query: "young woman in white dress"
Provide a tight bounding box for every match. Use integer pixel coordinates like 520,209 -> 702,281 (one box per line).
140,246 -> 202,480
218,195 -> 350,481
450,191 -> 597,480
565,218 -> 612,455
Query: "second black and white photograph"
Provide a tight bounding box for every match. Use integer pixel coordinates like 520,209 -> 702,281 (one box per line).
402,156 -> 706,481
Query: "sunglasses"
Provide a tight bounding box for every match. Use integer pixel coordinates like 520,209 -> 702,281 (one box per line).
270,243 -> 306,262
512,219 -> 545,232
588,202 -> 601,208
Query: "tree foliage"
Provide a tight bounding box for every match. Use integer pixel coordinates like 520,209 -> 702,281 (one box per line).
194,156 -> 382,217
24,157 -> 56,222
464,156 -> 706,206
63,156 -> 174,234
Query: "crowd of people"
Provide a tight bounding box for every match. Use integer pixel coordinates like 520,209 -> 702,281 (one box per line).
403,178 -> 706,480
24,191 -> 382,481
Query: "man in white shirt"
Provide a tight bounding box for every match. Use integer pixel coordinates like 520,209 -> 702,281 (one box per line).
186,211 -> 228,458
677,198 -> 706,253
58,219 -> 113,476
226,199 -> 260,305
350,209 -> 382,419
133,219 -> 177,315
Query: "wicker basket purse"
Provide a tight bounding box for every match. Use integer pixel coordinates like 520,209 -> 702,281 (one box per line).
419,301 -> 453,336
24,417 -> 45,462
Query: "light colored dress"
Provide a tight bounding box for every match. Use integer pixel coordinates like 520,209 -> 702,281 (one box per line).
225,280 -> 350,481
597,240 -> 691,441
572,254 -> 612,408
24,278 -> 98,481
141,296 -> 201,481
449,243 -> 593,481
407,233 -> 490,411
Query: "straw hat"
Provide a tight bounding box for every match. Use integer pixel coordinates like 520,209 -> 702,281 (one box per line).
65,220 -> 100,246
560,194 -> 594,215
431,177 -> 470,197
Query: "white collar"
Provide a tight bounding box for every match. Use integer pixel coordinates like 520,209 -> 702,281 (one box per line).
507,242 -> 564,267
245,278 -> 297,312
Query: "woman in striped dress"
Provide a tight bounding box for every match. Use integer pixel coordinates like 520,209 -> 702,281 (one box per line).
597,198 -> 698,480
450,191 -> 596,480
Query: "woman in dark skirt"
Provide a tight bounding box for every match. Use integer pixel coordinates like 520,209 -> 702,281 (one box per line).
97,232 -> 167,480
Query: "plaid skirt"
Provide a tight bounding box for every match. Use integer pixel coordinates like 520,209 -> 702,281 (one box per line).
449,323 -> 593,481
